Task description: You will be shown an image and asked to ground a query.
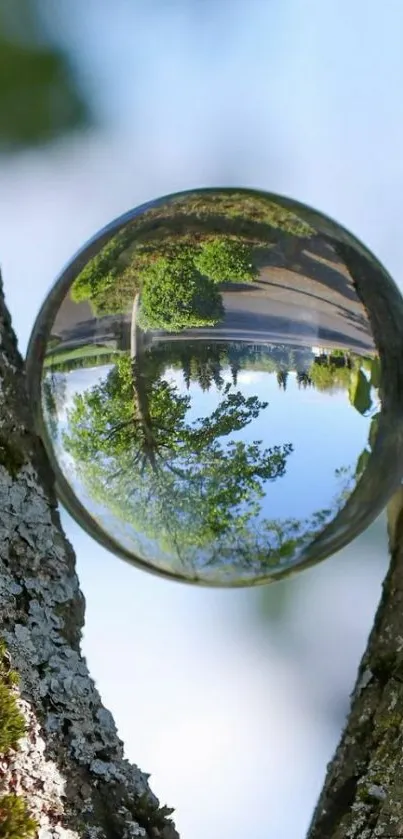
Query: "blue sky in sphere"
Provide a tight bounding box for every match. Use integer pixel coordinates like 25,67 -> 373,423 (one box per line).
55,359 -> 373,568
177,368 -> 372,521
1,1 -> 403,837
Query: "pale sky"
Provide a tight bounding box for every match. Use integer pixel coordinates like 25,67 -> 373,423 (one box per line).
1,2 -> 402,837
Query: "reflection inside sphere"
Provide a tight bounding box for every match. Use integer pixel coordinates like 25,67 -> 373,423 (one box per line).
30,188 -> 403,586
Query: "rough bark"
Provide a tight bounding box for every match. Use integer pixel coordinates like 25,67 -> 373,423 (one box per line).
303,236 -> 403,839
306,491 -> 403,839
0,278 -> 179,837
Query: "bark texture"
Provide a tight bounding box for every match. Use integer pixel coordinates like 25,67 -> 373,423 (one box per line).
306,490 -> 403,839
0,280 -> 179,837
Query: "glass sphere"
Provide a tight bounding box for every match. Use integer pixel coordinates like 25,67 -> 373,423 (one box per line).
26,188 -> 403,586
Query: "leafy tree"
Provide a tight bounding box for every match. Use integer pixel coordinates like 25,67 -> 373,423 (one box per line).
296,370 -> 312,388
188,354 -> 224,391
138,254 -> 224,332
62,350 -> 351,579
62,354 -> 294,576
228,357 -> 241,386
276,370 -> 289,390
150,341 -> 303,388
64,354 -> 190,474
348,367 -> 372,414
44,349 -> 121,372
308,354 -> 353,391
194,237 -> 257,283
71,227 -> 135,312
349,356 -> 381,480
307,351 -> 379,402
164,191 -> 315,238
149,341 -> 229,391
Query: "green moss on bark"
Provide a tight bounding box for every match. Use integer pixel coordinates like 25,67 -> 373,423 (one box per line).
0,795 -> 37,839
0,642 -> 25,751
0,436 -> 25,478
0,642 -> 38,838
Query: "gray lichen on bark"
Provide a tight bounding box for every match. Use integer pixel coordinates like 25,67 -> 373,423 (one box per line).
303,241 -> 403,839
306,493 -> 403,839
0,277 -> 178,837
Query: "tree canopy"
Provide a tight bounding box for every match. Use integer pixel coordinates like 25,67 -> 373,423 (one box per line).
194,237 -> 257,283
70,227 -> 135,313
57,348 -> 364,581
61,353 -> 300,579
67,190 -> 316,320
138,252 -> 225,331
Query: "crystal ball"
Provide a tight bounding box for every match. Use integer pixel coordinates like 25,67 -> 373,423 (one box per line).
26,188 -> 403,586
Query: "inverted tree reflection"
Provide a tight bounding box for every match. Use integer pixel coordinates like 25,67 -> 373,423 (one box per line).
58,348 -> 359,581
61,353 -> 296,578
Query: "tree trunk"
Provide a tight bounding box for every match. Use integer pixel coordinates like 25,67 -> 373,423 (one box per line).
304,237 -> 403,838
0,277 -> 178,837
306,491 -> 403,838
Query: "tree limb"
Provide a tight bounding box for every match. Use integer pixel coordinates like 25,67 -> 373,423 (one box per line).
0,277 -> 178,837
306,491 -> 403,838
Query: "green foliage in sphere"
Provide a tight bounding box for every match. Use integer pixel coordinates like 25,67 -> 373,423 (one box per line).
71,227 -> 134,309
62,354 -> 297,571
194,237 -> 258,284
138,255 -> 224,332
308,357 -> 353,392
348,368 -> 372,414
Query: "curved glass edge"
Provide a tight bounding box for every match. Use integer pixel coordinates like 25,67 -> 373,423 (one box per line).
25,186 -> 403,586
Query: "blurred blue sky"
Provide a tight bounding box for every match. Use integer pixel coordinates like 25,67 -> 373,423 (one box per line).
1,1 -> 402,837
